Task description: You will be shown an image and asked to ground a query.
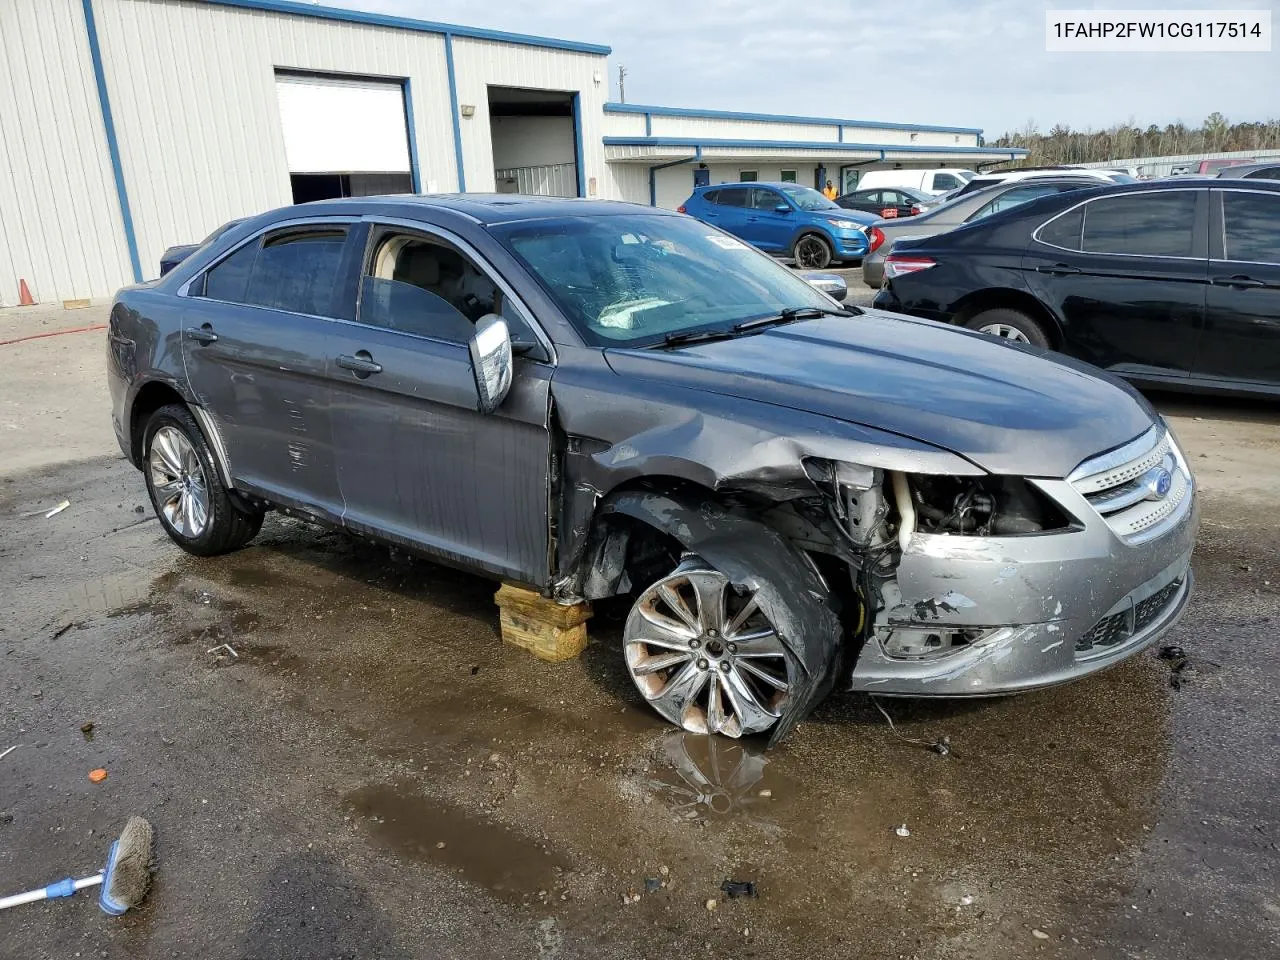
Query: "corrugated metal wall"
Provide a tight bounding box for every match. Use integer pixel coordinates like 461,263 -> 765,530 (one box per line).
0,0 -> 133,305
93,0 -> 460,283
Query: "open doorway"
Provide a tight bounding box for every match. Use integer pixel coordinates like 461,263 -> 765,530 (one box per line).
488,86 -> 580,197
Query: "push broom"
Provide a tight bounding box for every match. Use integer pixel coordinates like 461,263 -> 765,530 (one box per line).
0,816 -> 154,915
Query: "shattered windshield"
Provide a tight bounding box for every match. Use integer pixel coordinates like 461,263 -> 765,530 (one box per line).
491,214 -> 835,347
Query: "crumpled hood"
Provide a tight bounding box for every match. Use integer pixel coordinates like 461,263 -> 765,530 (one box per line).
603,309 -> 1157,477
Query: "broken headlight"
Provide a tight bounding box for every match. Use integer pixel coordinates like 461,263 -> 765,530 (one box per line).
910,475 -> 1073,536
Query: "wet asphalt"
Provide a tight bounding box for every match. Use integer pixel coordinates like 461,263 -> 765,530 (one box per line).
1,304 -> 1278,959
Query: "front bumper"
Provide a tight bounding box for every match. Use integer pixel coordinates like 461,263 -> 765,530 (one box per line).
847,474 -> 1199,696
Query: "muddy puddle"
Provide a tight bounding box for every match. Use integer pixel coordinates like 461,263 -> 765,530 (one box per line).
346,781 -> 571,904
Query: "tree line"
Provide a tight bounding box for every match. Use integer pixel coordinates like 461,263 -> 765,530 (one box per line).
990,114 -> 1280,165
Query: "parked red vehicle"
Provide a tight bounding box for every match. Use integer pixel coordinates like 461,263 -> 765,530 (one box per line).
1197,158 -> 1257,174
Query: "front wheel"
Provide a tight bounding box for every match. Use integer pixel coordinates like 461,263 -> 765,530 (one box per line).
963,308 -> 1050,349
793,234 -> 833,270
622,557 -> 797,738
143,404 -> 263,556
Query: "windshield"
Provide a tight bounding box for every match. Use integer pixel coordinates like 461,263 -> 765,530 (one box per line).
1107,173 -> 1138,183
779,184 -> 840,211
491,214 -> 838,347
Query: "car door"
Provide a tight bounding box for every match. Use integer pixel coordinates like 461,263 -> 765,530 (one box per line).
1194,188 -> 1280,387
324,220 -> 553,583
742,187 -> 793,252
181,220 -> 355,520
703,186 -> 751,239
1022,189 -> 1208,378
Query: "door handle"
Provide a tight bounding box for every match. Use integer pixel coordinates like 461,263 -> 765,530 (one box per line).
336,351 -> 383,377
1035,263 -> 1081,276
185,324 -> 218,345
1211,275 -> 1265,289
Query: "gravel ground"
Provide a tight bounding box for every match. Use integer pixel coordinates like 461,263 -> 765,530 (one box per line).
0,304 -> 1276,960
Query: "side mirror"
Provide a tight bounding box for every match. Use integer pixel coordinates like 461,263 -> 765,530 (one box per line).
468,314 -> 513,414
799,271 -> 848,303
774,204 -> 791,214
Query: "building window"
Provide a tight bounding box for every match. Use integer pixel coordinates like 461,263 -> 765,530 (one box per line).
780,170 -> 797,183
739,170 -> 758,182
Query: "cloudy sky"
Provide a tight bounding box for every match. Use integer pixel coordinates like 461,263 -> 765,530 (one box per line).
345,0 -> 1275,138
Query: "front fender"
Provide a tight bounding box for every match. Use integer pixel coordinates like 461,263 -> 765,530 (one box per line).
599,490 -> 842,747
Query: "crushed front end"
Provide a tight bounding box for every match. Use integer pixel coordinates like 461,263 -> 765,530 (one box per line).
815,423 -> 1198,695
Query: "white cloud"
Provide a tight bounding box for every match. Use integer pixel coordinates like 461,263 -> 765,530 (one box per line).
339,0 -> 1277,137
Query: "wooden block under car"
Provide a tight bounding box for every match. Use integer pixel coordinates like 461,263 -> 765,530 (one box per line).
494,583 -> 592,662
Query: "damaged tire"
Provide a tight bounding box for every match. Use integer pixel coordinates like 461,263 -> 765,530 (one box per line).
623,556 -> 800,739
143,404 -> 263,556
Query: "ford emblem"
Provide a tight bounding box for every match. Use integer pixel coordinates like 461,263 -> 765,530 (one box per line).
1145,467 -> 1173,500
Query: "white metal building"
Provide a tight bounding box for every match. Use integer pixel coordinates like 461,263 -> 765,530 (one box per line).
0,0 -> 1026,305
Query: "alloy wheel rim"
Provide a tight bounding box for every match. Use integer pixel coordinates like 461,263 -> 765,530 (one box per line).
623,562 -> 791,737
148,426 -> 210,538
796,237 -> 827,269
979,322 -> 1030,343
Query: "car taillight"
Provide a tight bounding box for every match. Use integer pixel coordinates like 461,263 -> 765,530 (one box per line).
883,254 -> 937,279
910,204 -> 922,215
676,205 -> 687,214
866,226 -> 886,254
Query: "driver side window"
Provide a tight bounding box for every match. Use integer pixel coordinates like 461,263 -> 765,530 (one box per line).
357,232 -> 537,346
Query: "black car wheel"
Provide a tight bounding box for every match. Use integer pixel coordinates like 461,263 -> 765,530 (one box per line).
964,308 -> 1051,349
793,234 -> 833,270
143,404 -> 263,556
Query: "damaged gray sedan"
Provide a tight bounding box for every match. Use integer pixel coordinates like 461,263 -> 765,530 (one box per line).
106,195 -> 1198,745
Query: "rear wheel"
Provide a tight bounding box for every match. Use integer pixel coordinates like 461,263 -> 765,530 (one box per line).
964,308 -> 1050,349
622,556 -> 797,738
793,234 -> 833,270
143,404 -> 263,556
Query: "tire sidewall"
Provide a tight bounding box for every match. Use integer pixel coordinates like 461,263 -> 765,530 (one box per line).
143,407 -> 225,551
794,233 -> 833,270
965,309 -> 1050,349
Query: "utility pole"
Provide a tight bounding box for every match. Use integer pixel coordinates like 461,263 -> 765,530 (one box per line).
617,65 -> 627,103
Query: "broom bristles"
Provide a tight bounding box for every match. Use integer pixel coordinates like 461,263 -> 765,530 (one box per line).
103,816 -> 154,910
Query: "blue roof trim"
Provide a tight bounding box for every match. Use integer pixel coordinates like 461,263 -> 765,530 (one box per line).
82,0 -> 142,283
604,136 -> 1028,157
605,102 -> 983,137
203,0 -> 612,54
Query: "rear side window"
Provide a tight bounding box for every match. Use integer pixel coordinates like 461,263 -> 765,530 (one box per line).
1037,207 -> 1084,250
971,183 -> 1070,222
1222,192 -> 1280,264
201,228 -> 348,314
1080,193 -> 1197,257
701,189 -> 720,204
716,187 -> 749,207
203,240 -> 258,302
245,230 -> 348,315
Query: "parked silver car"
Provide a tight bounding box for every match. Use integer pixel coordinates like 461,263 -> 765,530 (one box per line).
107,196 -> 1197,744
862,177 -> 1104,287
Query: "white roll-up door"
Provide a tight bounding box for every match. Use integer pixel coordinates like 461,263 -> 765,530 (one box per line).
275,74 -> 411,174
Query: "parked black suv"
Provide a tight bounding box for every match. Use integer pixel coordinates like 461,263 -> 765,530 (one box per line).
874,179 -> 1280,394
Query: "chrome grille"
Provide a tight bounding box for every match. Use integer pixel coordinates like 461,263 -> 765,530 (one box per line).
1069,427 -> 1192,545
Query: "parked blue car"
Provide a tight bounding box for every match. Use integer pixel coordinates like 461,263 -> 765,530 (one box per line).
679,182 -> 875,269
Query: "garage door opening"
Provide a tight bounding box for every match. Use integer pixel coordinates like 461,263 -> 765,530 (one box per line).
488,86 -> 580,197
276,72 -> 417,203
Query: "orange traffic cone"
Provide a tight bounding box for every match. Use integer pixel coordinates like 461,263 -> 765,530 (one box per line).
18,278 -> 34,306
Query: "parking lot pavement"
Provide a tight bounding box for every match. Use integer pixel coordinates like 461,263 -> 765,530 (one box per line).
2,310 -> 1278,960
